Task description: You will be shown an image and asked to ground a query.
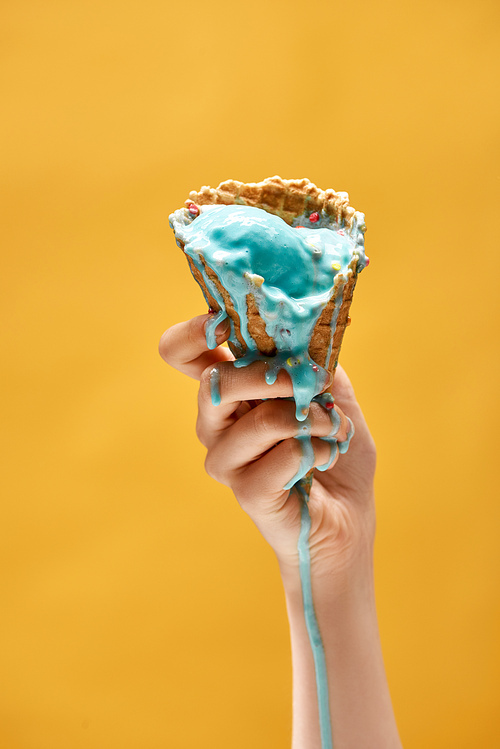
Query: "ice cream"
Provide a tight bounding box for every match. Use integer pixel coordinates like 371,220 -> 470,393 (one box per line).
169,177 -> 367,421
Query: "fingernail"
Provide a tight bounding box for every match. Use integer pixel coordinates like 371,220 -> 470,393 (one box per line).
317,368 -> 333,392
210,367 -> 221,407
215,319 -> 230,338
203,312 -> 214,331
338,417 -> 355,454
204,311 -> 229,350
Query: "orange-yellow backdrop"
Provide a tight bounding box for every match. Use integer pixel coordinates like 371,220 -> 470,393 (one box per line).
1,0 -> 499,746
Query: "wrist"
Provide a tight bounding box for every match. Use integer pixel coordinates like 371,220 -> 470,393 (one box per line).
279,536 -> 401,749
278,541 -> 375,615
276,501 -> 376,604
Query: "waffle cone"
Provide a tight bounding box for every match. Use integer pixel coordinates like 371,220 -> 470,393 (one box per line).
180,176 -> 362,384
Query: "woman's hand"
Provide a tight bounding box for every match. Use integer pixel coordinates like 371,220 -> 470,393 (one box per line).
159,312 -> 377,587
160,312 -> 402,748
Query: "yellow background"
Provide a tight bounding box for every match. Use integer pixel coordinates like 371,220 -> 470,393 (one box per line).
1,0 -> 499,746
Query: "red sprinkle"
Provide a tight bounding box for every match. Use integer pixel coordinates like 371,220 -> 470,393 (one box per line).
309,212 -> 320,223
325,402 -> 334,410
365,256 -> 370,266
188,203 -> 200,216
312,364 -> 319,372
338,229 -> 345,236
208,307 -> 216,314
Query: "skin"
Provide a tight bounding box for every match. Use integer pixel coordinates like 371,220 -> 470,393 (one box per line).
159,312 -> 403,749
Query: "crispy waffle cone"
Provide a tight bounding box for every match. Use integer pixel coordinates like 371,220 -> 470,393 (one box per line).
181,176 -> 362,384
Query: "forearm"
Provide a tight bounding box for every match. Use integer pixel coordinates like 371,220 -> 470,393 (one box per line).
280,553 -> 402,749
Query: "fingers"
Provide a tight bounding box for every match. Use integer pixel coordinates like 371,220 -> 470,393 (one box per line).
331,366 -> 370,436
324,365 -> 377,494
203,398 -> 348,476
159,314 -> 233,380
201,360 -> 297,405
220,437 -> 335,509
196,360 -> 297,442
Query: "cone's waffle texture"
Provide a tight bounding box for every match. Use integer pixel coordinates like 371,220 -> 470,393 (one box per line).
178,176 -> 364,382
186,176 -> 358,230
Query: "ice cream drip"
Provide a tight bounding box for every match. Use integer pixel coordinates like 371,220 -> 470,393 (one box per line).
282,392 -> 347,489
295,474 -> 333,749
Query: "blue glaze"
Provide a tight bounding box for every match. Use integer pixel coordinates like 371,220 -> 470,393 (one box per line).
206,309 -> 228,350
295,478 -> 333,749
282,393 -> 346,487
209,367 -> 221,407
170,204 -> 365,421
314,392 -> 342,473
316,440 -> 339,472
283,418 -> 315,490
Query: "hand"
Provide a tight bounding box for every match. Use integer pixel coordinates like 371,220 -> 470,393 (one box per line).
159,312 -> 377,585
160,313 -> 402,748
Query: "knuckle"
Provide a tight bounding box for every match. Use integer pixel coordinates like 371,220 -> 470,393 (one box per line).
252,400 -> 290,440
186,316 -> 202,349
281,436 -> 303,464
204,450 -> 223,483
365,435 -> 377,464
158,328 -> 174,363
252,401 -> 279,437
195,414 -> 207,447
231,472 -> 252,506
203,451 -> 214,478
